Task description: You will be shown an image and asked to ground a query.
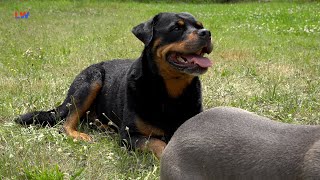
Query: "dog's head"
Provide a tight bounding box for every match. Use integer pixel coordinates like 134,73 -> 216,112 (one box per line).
132,12 -> 213,77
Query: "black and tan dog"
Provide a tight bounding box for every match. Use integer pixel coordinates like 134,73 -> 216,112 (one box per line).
16,12 -> 213,158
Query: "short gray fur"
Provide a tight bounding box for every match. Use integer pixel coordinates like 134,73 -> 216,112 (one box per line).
160,107 -> 320,180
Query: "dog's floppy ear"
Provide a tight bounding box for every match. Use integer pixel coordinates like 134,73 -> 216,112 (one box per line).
132,15 -> 159,46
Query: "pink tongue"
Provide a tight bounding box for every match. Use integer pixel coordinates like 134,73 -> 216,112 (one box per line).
181,55 -> 212,68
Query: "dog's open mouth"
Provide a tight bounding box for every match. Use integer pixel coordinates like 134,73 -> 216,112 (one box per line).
167,47 -> 212,69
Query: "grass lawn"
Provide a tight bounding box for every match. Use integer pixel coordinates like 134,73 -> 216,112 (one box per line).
0,0 -> 319,179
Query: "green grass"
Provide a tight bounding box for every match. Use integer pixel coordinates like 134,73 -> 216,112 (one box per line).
0,0 -> 320,179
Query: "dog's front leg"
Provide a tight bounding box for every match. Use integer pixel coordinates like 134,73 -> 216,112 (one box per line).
137,137 -> 167,159
121,132 -> 167,159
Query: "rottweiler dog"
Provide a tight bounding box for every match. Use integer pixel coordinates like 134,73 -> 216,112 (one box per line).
16,12 -> 213,159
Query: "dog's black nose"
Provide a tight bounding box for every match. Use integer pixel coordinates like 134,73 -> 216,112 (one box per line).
198,29 -> 211,39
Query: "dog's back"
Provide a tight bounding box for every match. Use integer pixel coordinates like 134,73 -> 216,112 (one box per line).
160,107 -> 320,180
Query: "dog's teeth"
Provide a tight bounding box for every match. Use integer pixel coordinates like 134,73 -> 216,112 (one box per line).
177,57 -> 185,63
196,50 -> 202,55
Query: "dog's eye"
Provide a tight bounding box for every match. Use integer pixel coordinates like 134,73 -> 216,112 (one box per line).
195,22 -> 204,29
172,26 -> 183,32
195,24 -> 204,29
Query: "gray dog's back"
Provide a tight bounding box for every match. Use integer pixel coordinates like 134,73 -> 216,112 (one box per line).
161,107 -> 320,180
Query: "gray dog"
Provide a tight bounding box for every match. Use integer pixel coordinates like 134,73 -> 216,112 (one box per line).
160,107 -> 320,180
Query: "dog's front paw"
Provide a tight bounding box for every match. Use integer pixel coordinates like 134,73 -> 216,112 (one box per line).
76,132 -> 93,142
68,130 -> 93,142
